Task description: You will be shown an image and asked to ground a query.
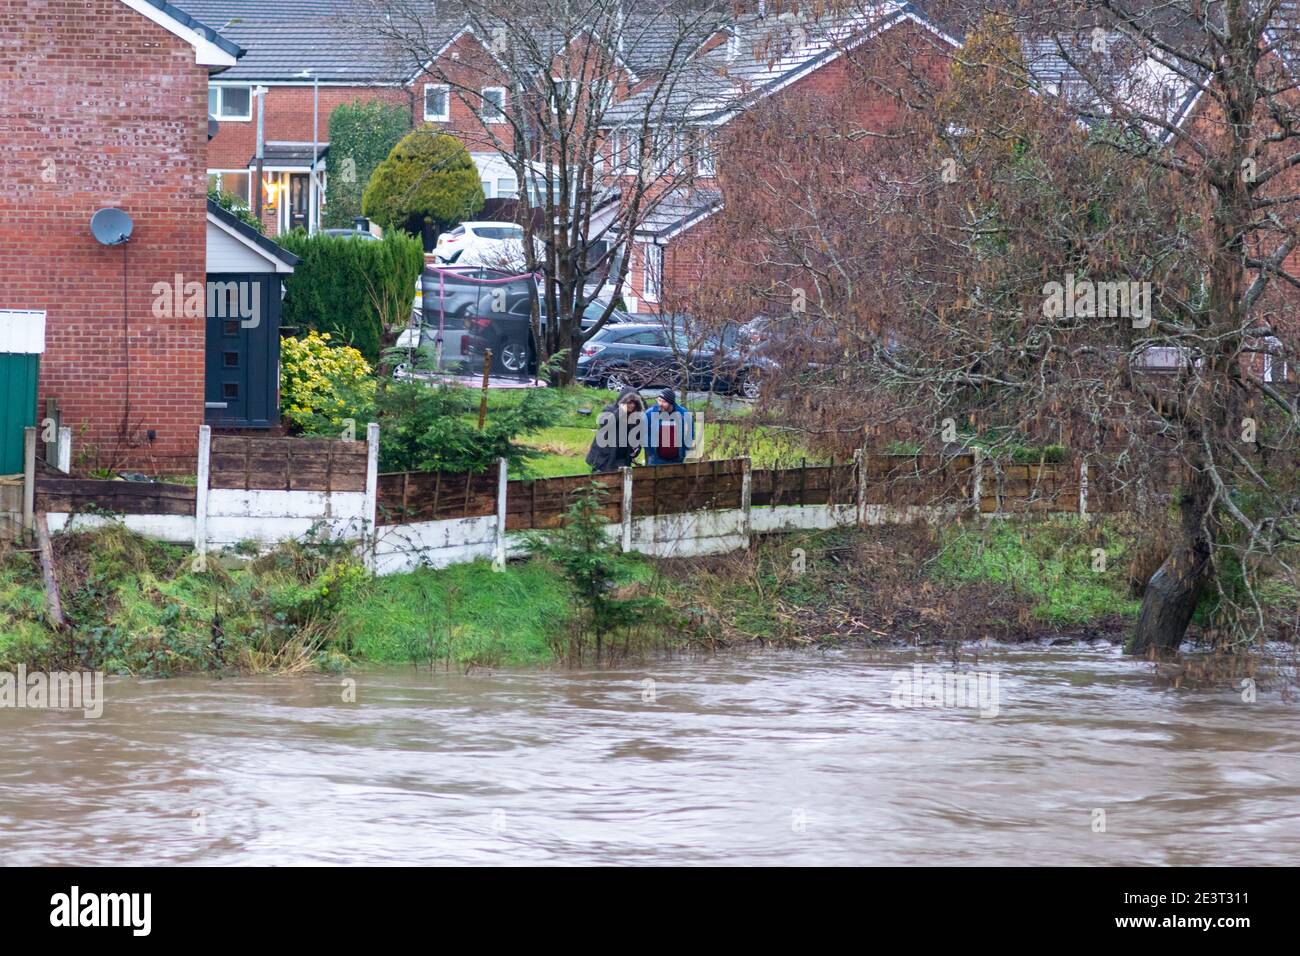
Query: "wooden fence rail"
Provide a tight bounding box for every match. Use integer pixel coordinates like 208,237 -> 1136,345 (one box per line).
35,477 -> 197,516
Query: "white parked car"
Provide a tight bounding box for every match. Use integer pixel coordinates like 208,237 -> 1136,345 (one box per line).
432,221 -> 530,268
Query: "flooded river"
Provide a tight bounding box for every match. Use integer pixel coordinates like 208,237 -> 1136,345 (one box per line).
0,646 -> 1296,865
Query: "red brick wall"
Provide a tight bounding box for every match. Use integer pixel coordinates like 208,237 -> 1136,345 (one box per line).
0,0 -> 211,473
208,84 -> 410,170
640,19 -> 953,316
208,82 -> 410,236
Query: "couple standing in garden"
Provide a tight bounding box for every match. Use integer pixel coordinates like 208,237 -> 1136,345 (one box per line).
585,388 -> 696,473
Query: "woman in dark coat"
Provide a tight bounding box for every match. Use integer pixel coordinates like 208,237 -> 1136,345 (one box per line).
585,390 -> 645,473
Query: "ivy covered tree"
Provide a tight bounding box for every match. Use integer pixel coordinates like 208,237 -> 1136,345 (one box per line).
361,127 -> 485,243
324,99 -> 412,229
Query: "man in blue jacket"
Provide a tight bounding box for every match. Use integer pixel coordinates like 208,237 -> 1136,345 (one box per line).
644,388 -> 695,465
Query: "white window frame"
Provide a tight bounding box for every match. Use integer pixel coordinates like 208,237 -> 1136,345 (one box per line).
208,169 -> 252,202
209,84 -> 252,121
643,243 -> 663,302
424,84 -> 450,122
481,86 -> 506,123
551,77 -> 578,113
618,129 -> 641,172
696,132 -> 716,177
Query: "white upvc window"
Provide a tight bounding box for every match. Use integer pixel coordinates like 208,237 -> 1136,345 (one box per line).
208,170 -> 252,202
551,77 -> 578,113
643,243 -> 663,301
209,85 -> 252,121
481,86 -> 506,123
696,131 -> 717,177
424,84 -> 450,122
655,129 -> 685,175
618,130 -> 641,172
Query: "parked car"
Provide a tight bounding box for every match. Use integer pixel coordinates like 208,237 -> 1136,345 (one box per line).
411,266 -> 633,374
576,322 -> 761,396
432,221 -> 530,267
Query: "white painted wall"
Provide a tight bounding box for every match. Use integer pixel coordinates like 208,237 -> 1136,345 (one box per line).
206,488 -> 368,549
373,515 -> 498,575
47,512 -> 195,543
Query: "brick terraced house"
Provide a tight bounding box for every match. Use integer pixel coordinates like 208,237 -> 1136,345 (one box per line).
0,0 -> 245,473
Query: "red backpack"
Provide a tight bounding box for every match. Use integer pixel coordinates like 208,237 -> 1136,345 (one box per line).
657,412 -> 682,461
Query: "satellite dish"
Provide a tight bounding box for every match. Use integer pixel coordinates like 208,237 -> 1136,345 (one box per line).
91,207 -> 133,245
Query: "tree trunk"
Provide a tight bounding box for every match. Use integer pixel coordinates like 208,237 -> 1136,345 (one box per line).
1127,468 -> 1214,656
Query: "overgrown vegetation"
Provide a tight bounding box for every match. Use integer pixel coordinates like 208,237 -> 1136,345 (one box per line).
525,483 -> 661,665
323,99 -> 412,229
207,184 -> 261,233
277,230 -> 423,363
0,516 -> 1290,677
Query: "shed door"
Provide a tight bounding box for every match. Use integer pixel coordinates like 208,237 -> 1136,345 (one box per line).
0,354 -> 39,474
205,275 -> 280,428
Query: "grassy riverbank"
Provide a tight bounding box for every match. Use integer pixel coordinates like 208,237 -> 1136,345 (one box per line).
0,516 -> 1181,675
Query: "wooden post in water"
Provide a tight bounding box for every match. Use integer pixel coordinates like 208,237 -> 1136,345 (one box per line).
477,349 -> 493,430
21,426 -> 36,541
35,513 -> 64,630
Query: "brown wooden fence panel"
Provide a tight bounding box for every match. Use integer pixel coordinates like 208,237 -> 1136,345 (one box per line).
863,454 -> 975,507
209,435 -> 368,492
376,470 -> 499,525
750,462 -> 856,506
980,461 -> 1080,514
35,477 -> 197,516
631,459 -> 745,515
505,472 -> 623,530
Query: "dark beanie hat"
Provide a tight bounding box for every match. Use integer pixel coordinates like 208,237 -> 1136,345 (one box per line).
660,387 -> 677,406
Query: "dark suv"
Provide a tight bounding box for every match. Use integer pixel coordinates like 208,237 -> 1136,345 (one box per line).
417,267 -> 631,374
576,322 -> 758,396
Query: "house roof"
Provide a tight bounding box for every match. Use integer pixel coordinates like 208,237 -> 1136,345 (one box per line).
127,0 -> 245,66
177,0 -> 407,82
247,141 -> 331,168
626,188 -> 723,241
206,198 -> 300,270
603,5 -> 923,128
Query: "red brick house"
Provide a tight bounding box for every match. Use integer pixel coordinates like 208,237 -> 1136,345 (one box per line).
0,0 -> 244,473
186,1 -> 536,237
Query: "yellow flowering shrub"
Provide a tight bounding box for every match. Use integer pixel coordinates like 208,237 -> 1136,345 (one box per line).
280,331 -> 376,433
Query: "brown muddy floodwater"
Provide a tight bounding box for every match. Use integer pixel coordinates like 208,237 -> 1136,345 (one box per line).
0,646 -> 1297,865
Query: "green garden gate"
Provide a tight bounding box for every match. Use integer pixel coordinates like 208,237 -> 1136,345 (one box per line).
0,311 -> 45,475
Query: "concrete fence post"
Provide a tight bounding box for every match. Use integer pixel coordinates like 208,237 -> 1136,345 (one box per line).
493,456 -> 508,571
194,425 -> 211,571
1078,456 -> 1089,518
364,422 -> 380,572
741,456 -> 753,547
971,446 -> 984,514
21,426 -> 36,539
56,426 -> 72,474
621,466 -> 633,552
854,447 -> 867,527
